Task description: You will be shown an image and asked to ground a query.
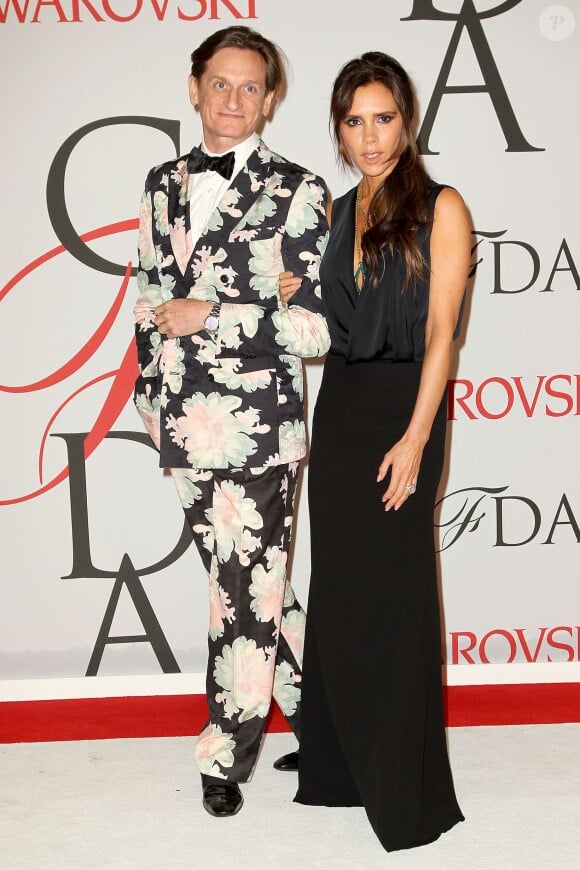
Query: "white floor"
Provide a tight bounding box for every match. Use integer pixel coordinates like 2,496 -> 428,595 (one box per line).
1,726 -> 579,870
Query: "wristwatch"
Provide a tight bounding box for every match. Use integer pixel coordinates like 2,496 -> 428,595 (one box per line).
204,301 -> 221,334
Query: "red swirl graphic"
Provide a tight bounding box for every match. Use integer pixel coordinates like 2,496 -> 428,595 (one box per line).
0,219 -> 140,506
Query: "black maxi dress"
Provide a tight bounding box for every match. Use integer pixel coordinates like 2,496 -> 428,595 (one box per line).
294,183 -> 465,852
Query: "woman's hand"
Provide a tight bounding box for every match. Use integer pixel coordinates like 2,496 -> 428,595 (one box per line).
279,270 -> 302,305
377,436 -> 425,511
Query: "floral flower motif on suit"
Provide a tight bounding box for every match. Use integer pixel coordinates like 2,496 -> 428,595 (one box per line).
133,140 -> 330,470
134,140 -> 329,781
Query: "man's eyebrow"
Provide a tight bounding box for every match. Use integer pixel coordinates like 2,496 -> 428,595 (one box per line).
207,75 -> 262,84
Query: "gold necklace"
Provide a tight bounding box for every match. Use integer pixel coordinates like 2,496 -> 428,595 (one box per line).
354,183 -> 369,293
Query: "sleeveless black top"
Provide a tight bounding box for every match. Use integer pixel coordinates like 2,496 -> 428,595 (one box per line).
320,181 -> 457,363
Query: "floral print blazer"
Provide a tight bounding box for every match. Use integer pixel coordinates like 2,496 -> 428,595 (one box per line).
133,140 -> 330,470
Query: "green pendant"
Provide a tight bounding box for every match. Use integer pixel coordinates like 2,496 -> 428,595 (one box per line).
354,261 -> 366,294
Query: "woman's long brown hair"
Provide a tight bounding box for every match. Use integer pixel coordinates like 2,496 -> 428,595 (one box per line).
331,52 -> 431,291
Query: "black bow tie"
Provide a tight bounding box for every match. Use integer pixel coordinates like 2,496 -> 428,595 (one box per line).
188,146 -> 235,180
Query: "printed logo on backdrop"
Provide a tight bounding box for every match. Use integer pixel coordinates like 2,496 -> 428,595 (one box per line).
0,0 -> 256,23
0,116 -> 197,676
0,1 -> 570,679
470,230 -> 579,295
403,0 -> 542,153
448,374 -> 580,420
449,626 -> 580,664
435,487 -> 580,552
405,2 -> 578,297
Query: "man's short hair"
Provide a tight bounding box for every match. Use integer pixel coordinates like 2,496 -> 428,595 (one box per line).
190,25 -> 284,95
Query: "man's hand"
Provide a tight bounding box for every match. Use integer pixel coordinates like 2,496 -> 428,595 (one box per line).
154,299 -> 213,338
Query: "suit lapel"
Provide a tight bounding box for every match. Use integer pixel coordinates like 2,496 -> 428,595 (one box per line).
195,140 -> 277,252
166,140 -> 278,285
167,157 -> 194,277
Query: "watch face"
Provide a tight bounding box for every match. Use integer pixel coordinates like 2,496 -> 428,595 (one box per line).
204,315 -> 220,333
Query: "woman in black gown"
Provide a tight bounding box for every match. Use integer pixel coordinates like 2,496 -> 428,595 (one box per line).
276,53 -> 471,852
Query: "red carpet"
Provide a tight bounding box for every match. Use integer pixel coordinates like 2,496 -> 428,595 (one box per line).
1,684 -> 578,743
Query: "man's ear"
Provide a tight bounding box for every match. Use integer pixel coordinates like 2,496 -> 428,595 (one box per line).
262,90 -> 275,118
188,75 -> 199,108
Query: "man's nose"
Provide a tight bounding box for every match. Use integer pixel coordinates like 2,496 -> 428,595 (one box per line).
226,88 -> 241,110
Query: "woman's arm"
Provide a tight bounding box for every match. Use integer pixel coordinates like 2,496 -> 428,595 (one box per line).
378,187 -> 472,511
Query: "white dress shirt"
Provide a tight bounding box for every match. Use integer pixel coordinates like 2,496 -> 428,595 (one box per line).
189,133 -> 259,249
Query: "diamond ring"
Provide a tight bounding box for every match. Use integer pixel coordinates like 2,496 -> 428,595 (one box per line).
405,484 -> 416,495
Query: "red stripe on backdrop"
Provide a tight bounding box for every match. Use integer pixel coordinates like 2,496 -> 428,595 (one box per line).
444,683 -> 580,727
1,685 -> 579,744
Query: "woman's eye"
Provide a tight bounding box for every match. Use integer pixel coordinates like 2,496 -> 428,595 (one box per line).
346,118 -> 361,127
378,115 -> 393,124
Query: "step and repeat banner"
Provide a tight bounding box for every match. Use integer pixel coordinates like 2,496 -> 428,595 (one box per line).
0,1 -> 578,687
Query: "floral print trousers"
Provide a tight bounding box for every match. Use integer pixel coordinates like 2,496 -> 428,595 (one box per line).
170,462 -> 305,783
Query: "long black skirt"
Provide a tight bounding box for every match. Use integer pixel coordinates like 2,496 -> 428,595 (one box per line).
294,352 -> 464,852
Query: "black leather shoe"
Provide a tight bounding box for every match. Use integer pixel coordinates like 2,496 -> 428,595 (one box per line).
202,780 -> 244,817
273,751 -> 299,771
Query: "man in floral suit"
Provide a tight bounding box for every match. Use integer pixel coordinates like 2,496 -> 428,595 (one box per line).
133,26 -> 329,817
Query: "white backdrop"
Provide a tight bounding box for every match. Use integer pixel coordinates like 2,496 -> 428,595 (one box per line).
1,0 -> 578,694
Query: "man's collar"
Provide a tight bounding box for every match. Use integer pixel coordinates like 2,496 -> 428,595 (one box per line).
201,133 -> 259,157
